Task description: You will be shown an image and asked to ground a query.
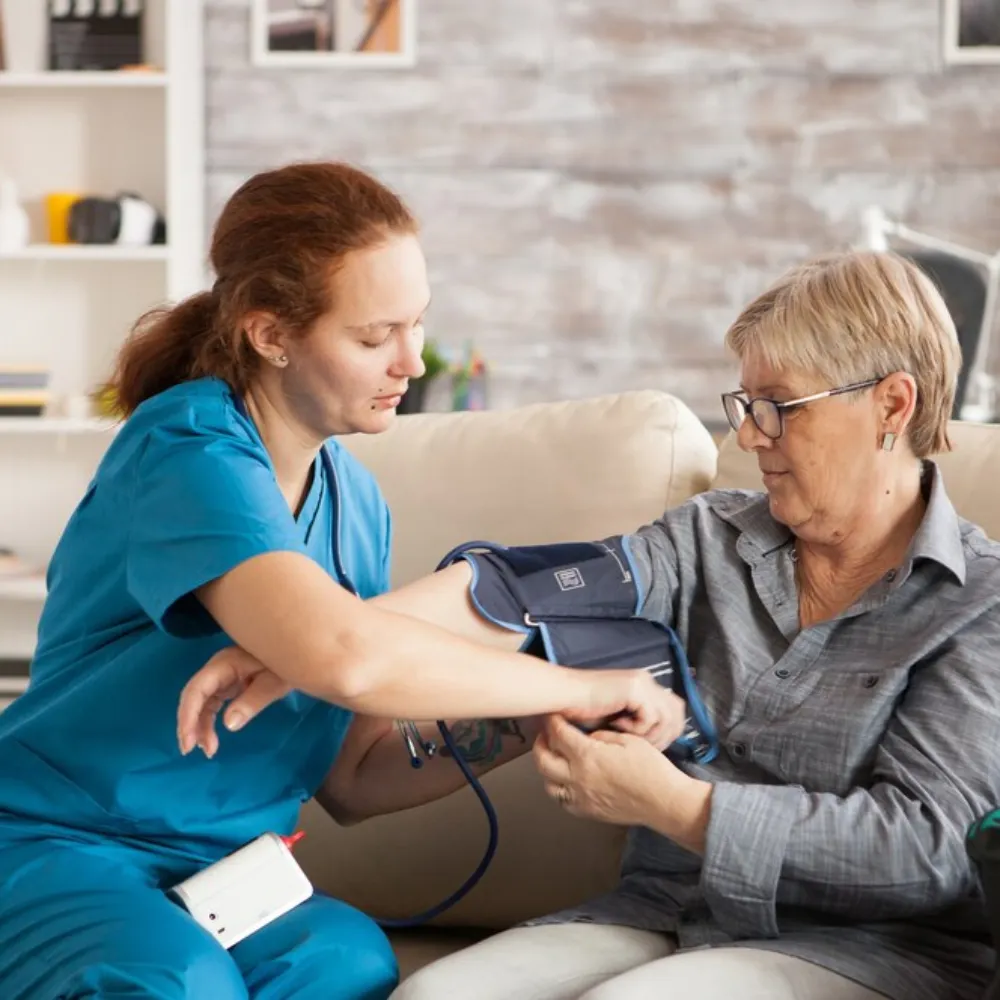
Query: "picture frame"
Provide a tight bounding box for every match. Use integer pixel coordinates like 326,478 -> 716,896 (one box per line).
250,0 -> 416,69
943,0 -> 1000,65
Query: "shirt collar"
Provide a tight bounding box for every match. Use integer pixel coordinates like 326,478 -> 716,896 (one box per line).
713,460 -> 966,585
906,461 -> 966,585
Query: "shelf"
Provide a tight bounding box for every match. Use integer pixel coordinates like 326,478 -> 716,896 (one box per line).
0,417 -> 117,434
0,577 -> 46,602
0,677 -> 30,696
0,71 -> 167,90
0,245 -> 169,262
0,633 -> 36,661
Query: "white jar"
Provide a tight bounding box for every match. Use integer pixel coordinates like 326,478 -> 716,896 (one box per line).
0,178 -> 30,252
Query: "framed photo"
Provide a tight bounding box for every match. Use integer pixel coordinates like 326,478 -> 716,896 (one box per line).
943,0 -> 1000,65
251,0 -> 416,68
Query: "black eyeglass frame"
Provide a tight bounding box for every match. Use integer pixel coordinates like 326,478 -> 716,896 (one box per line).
720,377 -> 885,440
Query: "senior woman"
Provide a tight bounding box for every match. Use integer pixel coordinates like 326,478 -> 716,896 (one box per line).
179,250 -> 1000,1000
392,250 -> 1000,1000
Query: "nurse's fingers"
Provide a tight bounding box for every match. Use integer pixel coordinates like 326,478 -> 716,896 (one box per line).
221,671 -> 292,733
178,658 -> 244,755
198,685 -> 241,758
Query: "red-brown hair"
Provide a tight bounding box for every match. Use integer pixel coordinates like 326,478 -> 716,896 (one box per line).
108,161 -> 418,416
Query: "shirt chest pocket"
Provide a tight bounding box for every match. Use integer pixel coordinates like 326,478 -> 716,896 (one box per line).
771,666 -> 909,796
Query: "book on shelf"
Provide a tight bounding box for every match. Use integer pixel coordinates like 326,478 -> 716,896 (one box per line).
0,390 -> 50,417
0,367 -> 51,416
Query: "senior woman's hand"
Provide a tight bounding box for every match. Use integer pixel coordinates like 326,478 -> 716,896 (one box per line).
533,715 -> 715,854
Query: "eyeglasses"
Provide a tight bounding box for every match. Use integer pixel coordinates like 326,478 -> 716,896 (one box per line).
721,378 -> 884,440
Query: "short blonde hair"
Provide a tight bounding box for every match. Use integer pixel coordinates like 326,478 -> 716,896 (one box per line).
725,251 -> 962,458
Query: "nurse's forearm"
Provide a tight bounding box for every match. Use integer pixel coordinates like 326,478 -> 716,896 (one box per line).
318,716 -> 542,824
197,551 -> 622,722
334,603 -> 592,720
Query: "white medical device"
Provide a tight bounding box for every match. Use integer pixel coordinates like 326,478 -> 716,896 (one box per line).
170,831 -> 313,949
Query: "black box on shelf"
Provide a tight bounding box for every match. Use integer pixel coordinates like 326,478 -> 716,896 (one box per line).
48,0 -> 145,72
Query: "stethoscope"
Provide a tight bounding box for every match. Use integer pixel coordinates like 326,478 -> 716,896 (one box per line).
233,392 -> 498,925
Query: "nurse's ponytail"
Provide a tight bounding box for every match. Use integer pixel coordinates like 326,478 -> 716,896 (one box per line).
106,161 -> 418,418
108,292 -> 220,417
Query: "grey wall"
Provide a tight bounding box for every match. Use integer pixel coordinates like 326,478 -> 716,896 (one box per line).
205,1 -> 1000,423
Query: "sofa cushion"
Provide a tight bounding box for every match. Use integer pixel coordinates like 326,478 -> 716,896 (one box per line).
294,391 -> 718,929
388,928 -> 491,980
714,420 -> 1000,539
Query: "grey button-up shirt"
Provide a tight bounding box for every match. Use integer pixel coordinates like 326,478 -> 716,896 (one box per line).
529,463 -> 1000,1000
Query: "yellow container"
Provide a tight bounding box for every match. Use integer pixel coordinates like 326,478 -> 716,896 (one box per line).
45,192 -> 81,244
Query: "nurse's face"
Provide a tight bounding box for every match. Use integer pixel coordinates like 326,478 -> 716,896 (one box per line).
279,233 -> 430,437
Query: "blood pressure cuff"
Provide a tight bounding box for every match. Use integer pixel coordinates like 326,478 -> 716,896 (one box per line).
438,537 -> 718,764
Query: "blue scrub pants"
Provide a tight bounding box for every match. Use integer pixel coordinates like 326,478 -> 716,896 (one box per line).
0,837 -> 398,1000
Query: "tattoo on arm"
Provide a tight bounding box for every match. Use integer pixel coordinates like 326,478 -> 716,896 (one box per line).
441,719 -> 526,766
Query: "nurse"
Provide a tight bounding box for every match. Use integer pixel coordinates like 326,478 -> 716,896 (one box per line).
0,161 -> 682,1000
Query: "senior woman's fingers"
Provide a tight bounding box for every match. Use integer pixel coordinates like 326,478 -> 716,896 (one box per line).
543,781 -> 573,807
544,713 -> 596,758
588,728 -> 631,747
532,728 -> 573,784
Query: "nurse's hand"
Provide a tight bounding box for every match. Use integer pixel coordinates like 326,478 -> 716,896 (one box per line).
177,646 -> 290,757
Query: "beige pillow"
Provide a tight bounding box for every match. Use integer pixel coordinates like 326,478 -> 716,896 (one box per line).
342,390 -> 719,586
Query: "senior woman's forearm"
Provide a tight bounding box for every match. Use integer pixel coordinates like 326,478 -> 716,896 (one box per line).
695,634 -> 1000,940
643,774 -> 714,855
699,779 -> 978,940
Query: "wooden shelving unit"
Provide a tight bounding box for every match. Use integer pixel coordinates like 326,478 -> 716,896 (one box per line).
0,1 -> 205,672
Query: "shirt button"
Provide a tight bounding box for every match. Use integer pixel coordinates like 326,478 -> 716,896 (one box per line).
885,570 -> 897,582
731,743 -> 747,758
775,667 -> 790,679
863,675 -> 879,688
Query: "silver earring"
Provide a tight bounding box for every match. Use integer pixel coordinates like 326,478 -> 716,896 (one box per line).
270,354 -> 288,368
882,431 -> 896,452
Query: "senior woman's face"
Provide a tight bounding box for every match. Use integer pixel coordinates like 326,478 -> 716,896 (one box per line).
737,352 -> 883,537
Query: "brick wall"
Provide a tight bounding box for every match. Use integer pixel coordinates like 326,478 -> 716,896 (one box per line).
205,0 -> 1000,423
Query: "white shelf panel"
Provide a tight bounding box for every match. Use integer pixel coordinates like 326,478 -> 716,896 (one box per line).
0,418 -> 117,435
0,678 -> 30,695
0,245 -> 169,263
0,577 -> 46,602
0,634 -> 36,661
0,72 -> 167,89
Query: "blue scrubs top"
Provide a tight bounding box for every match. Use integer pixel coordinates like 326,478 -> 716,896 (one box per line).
0,377 -> 392,864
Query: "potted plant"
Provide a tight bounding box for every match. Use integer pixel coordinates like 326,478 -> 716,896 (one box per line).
397,339 -> 447,414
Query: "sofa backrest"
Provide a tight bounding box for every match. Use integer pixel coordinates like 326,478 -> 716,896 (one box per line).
295,391 -> 718,929
342,390 -> 719,587
714,420 -> 1000,538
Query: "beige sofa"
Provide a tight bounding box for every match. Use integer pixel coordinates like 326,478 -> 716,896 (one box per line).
291,390 -> 1000,981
